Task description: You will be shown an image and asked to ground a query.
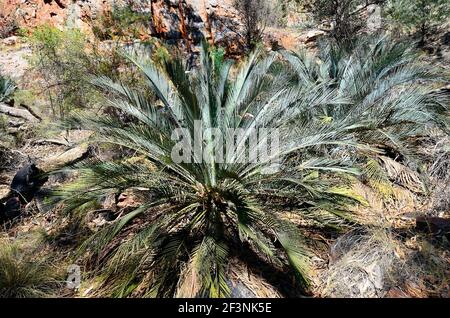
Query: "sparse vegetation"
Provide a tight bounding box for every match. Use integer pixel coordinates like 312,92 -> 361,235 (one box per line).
27,25 -> 97,119
92,5 -> 152,41
386,0 -> 450,46
305,0 -> 385,44
233,0 -> 279,50
26,25 -> 153,119
0,238 -> 62,298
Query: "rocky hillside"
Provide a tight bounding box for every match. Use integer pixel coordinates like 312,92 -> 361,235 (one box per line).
1,1 -> 248,52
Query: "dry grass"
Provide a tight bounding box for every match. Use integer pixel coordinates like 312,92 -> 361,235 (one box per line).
0,234 -> 64,298
318,227 -> 401,298
227,259 -> 282,298
316,224 -> 450,298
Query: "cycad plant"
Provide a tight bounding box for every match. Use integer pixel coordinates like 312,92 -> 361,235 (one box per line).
58,42 -> 370,298
283,36 -> 449,196
0,74 -> 16,103
0,74 -> 16,145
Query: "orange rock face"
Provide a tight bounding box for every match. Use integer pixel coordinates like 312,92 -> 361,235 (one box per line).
0,0 -> 246,56
0,0 -> 115,32
1,0 -> 69,28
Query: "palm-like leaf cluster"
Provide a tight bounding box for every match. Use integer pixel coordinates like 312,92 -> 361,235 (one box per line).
285,38 -> 448,195
0,74 -> 16,103
57,37 -> 448,297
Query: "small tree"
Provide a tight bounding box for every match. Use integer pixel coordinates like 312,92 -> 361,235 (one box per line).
305,0 -> 384,44
386,0 -> 450,46
28,25 -> 145,119
233,0 -> 273,50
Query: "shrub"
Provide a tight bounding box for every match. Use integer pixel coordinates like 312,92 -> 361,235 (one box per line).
28,25 -> 97,119
304,0 -> 384,44
233,0 -> 283,50
27,25 -> 150,119
0,239 -> 62,298
385,0 -> 450,46
57,42 -> 365,297
92,5 -> 151,41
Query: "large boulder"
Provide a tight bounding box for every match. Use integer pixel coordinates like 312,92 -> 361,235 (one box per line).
40,143 -> 91,172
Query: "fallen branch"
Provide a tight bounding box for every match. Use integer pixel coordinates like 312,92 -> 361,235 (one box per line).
0,103 -> 40,123
32,139 -> 71,147
41,143 -> 92,172
19,103 -> 42,121
7,126 -> 30,134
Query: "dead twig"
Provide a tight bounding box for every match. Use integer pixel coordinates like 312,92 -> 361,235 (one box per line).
32,139 -> 71,147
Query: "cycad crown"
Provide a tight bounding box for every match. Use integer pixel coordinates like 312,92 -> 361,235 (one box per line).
58,37 -> 447,297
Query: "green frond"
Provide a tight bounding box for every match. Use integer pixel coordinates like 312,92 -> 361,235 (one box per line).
275,222 -> 311,287
0,75 -> 16,103
188,236 -> 230,298
363,158 -> 395,198
56,36 -> 446,298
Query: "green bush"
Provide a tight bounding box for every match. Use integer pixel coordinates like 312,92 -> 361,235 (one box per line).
27,25 -> 159,120
28,25 -> 99,119
92,5 -> 151,41
209,46 -> 225,70
385,0 -> 450,45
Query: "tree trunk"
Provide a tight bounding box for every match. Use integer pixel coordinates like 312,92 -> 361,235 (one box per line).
202,0 -> 215,45
419,22 -> 427,47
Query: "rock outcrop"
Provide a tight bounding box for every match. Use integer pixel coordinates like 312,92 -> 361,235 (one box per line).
1,0 -> 72,29
1,0 -> 245,54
